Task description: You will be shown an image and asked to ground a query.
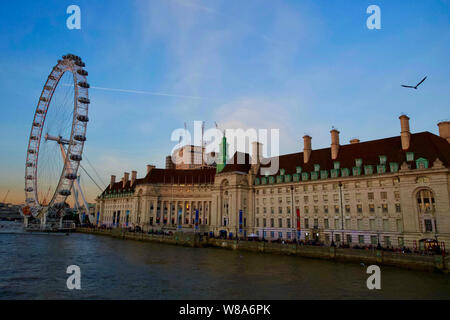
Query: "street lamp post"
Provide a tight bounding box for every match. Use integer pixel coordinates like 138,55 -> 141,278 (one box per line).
338,182 -> 344,245
290,185 -> 295,243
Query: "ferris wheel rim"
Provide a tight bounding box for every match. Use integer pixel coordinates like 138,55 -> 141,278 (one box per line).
24,54 -> 90,217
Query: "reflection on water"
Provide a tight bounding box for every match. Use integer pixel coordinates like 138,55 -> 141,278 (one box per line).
0,221 -> 449,300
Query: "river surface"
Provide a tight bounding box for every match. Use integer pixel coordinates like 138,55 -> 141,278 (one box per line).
0,221 -> 449,300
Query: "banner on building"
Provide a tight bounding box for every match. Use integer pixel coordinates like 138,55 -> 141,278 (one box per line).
195,209 -> 199,230
178,208 -> 182,229
296,208 -> 301,240
239,210 -> 243,233
126,210 -> 130,227
96,212 -> 100,225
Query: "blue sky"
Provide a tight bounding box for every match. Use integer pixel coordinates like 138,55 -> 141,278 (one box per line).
0,0 -> 449,204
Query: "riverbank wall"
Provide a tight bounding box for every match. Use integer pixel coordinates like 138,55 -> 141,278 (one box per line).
76,228 -> 449,273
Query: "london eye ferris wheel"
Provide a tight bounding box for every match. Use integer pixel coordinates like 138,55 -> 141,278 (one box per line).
23,54 -> 90,221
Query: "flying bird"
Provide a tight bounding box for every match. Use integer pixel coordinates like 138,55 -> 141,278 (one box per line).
401,76 -> 427,89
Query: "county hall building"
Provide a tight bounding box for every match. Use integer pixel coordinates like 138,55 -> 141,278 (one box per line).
96,115 -> 450,250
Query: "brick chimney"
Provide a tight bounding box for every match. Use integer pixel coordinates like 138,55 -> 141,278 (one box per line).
131,171 -> 137,185
110,175 -> 116,189
330,129 -> 340,160
437,121 -> 450,143
350,138 -> 360,144
399,115 -> 411,150
147,164 -> 155,175
303,135 -> 312,164
123,172 -> 129,188
251,141 -> 262,165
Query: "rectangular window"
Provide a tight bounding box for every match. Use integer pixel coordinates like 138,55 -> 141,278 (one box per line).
304,206 -> 309,214
369,219 -> 376,231
278,207 -> 283,214
346,234 -> 352,244
397,219 -> 403,233
278,218 -> 282,228
278,232 -> 283,238
270,218 -> 274,228
270,231 -> 275,238
324,205 -> 329,214
368,192 -> 374,200
287,232 -> 291,239
358,235 -> 365,244
398,237 -> 404,247
345,205 -> 350,214
369,204 -> 375,213
334,205 -> 340,214
345,219 -> 351,229
381,192 -> 387,200
424,219 -> 433,232
357,219 -> 363,230
335,234 -> 341,243
394,191 -> 400,200
324,219 -> 329,229
384,236 -> 391,247
287,218 -> 291,228
395,204 -> 401,213
383,219 -> 390,232
357,204 -> 362,214
314,206 -> 319,214
256,218 -> 259,227
304,218 -> 309,229
371,235 -> 377,245
314,219 -> 318,228
263,218 -> 267,227
382,204 -> 388,213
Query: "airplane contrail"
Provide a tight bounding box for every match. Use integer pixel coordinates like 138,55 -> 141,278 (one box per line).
90,86 -> 210,100
62,83 -> 212,100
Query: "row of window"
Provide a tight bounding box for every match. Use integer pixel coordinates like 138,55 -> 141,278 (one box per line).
257,203 -> 401,215
258,191 -> 401,204
256,217 -> 403,232
256,179 -> 400,194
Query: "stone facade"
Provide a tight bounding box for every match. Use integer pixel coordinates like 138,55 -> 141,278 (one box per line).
96,116 -> 450,250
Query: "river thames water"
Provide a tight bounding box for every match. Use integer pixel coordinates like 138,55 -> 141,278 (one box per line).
0,221 -> 449,300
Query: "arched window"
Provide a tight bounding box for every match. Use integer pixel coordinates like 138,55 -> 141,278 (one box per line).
416,189 -> 436,233
416,189 -> 435,213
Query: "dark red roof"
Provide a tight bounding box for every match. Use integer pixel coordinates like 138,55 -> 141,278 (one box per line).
258,131 -> 450,177
101,167 -> 216,195
100,131 -> 449,195
221,152 -> 252,173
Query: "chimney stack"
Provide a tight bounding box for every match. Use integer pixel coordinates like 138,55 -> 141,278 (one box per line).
131,171 -> 137,185
399,115 -> 411,150
438,121 -> 450,143
251,141 -> 263,165
110,175 -> 116,189
146,164 -> 155,175
303,135 -> 312,163
165,156 -> 175,169
350,138 -> 360,144
123,172 -> 129,188
330,129 -> 340,160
